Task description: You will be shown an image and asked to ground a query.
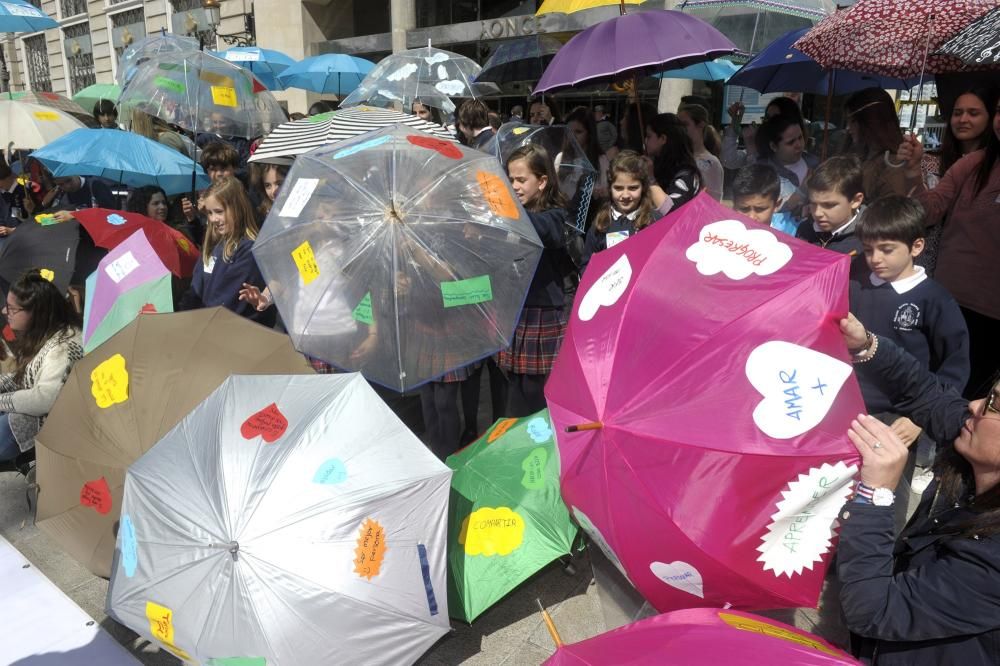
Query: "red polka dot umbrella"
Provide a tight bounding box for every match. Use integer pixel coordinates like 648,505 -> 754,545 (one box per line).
793,0 -> 998,79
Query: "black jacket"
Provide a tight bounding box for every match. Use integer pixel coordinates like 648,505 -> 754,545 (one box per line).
837,336 -> 1000,665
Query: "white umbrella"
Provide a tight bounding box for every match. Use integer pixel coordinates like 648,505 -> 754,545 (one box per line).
107,373 -> 452,666
0,100 -> 86,151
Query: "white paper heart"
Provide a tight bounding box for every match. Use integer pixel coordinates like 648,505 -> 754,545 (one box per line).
685,219 -> 793,280
650,560 -> 704,598
745,341 -> 852,439
577,254 -> 632,322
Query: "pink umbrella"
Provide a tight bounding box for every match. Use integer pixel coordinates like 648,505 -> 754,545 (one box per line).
543,607 -> 859,664
546,193 -> 863,612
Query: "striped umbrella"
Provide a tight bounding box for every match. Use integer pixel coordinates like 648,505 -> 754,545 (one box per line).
248,105 -> 457,165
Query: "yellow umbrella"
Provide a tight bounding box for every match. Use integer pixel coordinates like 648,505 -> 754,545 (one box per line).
536,0 -> 642,15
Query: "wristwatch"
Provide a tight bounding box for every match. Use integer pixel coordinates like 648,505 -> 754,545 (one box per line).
855,482 -> 894,506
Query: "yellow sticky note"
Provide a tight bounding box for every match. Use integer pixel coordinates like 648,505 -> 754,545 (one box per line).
211,86 -> 238,108
33,111 -> 59,121
459,507 -> 525,557
718,612 -> 842,656
91,353 -> 129,409
39,269 -> 55,282
291,241 -> 320,285
146,601 -> 175,645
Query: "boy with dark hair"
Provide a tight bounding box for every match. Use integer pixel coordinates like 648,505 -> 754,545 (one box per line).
797,155 -> 865,255
730,164 -> 799,235
200,142 -> 241,183
457,99 -> 493,150
850,195 -> 969,518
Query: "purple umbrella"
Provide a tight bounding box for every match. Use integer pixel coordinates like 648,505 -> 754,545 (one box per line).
534,9 -> 737,94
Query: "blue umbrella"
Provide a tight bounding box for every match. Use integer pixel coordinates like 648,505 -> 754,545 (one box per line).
30,129 -> 210,195
276,54 -> 375,95
728,27 -> 927,95
656,58 -> 740,81
214,46 -> 297,91
0,0 -> 57,32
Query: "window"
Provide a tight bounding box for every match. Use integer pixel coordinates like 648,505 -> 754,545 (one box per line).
63,22 -> 96,94
59,0 -> 87,19
110,7 -> 146,62
23,34 -> 51,92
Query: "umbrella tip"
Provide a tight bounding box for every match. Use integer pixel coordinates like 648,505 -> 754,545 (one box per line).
565,421 -> 603,433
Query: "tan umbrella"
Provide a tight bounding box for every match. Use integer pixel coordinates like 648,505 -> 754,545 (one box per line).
35,307 -> 314,578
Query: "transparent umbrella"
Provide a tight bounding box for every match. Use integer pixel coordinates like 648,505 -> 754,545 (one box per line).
118,50 -> 287,140
679,0 -> 835,54
116,32 -> 199,86
340,45 -> 499,115
483,122 -> 598,233
252,124 -> 545,392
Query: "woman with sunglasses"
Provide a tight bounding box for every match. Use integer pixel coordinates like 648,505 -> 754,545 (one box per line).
835,312 -> 1000,665
0,271 -> 82,470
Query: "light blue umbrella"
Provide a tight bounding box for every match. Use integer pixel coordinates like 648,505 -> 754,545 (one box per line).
656,58 -> 740,81
276,54 -> 375,95
0,0 -> 57,32
30,128 -> 210,195
214,46 -> 297,91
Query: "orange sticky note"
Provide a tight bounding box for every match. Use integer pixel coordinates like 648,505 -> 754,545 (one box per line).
146,601 -> 175,645
353,518 -> 387,580
718,612 -> 842,656
291,240 -> 320,285
487,418 -> 518,443
477,171 -> 519,219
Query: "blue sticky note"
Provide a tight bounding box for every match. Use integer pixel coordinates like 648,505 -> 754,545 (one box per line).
106,213 -> 126,226
120,513 -> 137,577
526,417 -> 553,444
333,135 -> 392,160
313,458 -> 347,485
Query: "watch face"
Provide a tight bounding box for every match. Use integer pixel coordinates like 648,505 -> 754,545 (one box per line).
872,487 -> 895,506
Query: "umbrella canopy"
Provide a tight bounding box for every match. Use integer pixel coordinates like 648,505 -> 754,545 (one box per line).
118,51 -> 287,140
482,122 -> 598,233
341,45 -> 499,114
0,217 -> 79,293
7,91 -> 94,126
476,35 -> 564,84
536,0 -> 642,13
29,129 -> 211,196
679,0 -> 834,54
544,608 -> 859,664
546,193 -> 864,612
252,125 -> 544,392
72,83 -> 122,113
107,373 -> 452,665
34,307 -> 313,578
275,53 -> 375,95
935,6 -> 1000,66
82,230 -> 173,354
446,410 -> 577,622
247,105 -> 458,165
72,208 -> 200,279
0,100 -> 86,150
729,27 -> 926,95
214,46 -> 297,91
534,9 -> 737,94
793,0 -> 996,79
0,0 -> 57,32
656,58 -> 740,81
116,32 -> 200,86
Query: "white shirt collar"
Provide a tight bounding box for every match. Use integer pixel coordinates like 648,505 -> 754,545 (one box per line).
812,211 -> 859,236
869,265 -> 928,294
611,208 -> 638,222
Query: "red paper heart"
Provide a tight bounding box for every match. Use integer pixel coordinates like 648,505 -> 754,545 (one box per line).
80,477 -> 112,515
406,135 -> 462,160
139,303 -> 158,314
240,403 -> 288,443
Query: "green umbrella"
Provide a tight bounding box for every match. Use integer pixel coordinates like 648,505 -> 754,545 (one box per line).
446,409 -> 577,622
73,83 -> 122,114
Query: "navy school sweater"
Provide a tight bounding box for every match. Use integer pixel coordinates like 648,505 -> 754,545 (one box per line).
524,207 -> 570,309
796,214 -> 863,256
849,261 -> 970,414
179,237 -> 275,326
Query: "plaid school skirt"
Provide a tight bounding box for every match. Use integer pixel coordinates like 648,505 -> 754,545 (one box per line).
496,306 -> 566,376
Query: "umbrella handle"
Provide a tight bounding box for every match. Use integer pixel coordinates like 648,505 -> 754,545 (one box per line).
537,599 -> 563,647
565,421 -> 603,433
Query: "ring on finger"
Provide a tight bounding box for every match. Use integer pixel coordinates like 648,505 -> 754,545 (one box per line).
872,440 -> 882,449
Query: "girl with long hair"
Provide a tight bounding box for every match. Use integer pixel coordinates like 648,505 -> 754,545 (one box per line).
844,87 -> 914,202
645,113 -> 702,215
125,185 -> 169,222
0,270 -> 82,467
678,104 -> 724,201
249,162 -> 289,220
582,150 -> 655,270
178,177 -> 271,325
498,144 -> 570,416
565,106 -> 610,199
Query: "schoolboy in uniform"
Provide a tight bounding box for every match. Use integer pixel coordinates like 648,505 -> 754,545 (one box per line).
730,164 -> 799,236
796,155 -> 865,255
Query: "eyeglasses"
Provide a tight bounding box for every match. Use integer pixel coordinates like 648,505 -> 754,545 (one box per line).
982,381 -> 1000,417
2,303 -> 24,316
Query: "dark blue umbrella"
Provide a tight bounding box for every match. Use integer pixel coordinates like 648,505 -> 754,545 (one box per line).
476,35 -> 563,84
728,27 -> 926,95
